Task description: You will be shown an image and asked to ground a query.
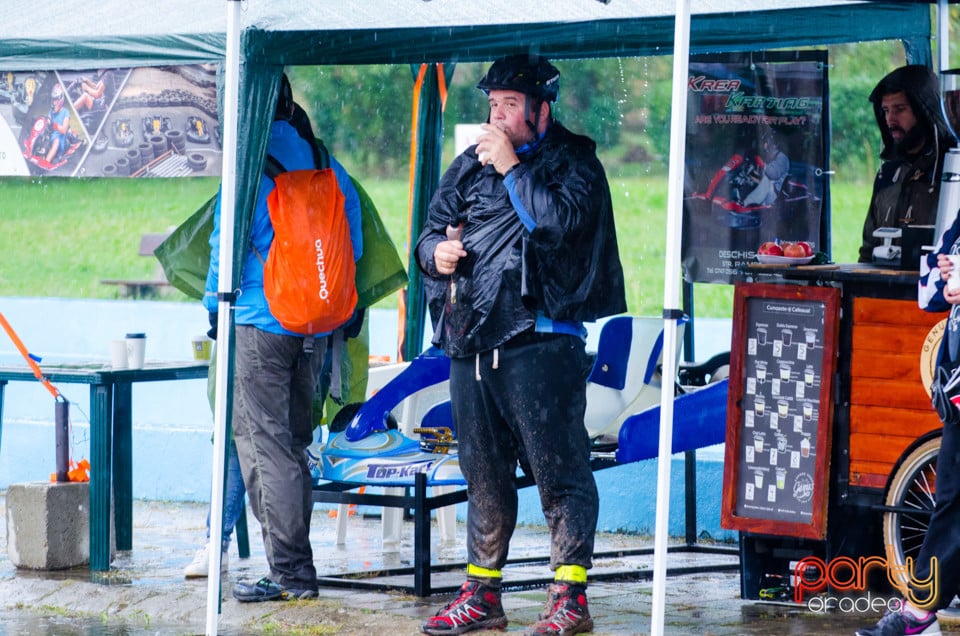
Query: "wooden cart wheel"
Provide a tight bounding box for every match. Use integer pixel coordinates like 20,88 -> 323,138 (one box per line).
882,434 -> 940,594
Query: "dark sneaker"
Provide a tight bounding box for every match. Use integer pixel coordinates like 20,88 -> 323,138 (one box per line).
421,580 -> 507,635
855,608 -> 941,636
526,583 -> 594,636
232,577 -> 318,603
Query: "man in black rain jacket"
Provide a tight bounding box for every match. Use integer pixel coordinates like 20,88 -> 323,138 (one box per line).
859,64 -> 955,263
416,54 -> 626,636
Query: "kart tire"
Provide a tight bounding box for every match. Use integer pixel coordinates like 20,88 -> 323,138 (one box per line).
165,129 -> 185,153
150,134 -> 167,157
126,148 -> 142,172
187,153 -> 207,171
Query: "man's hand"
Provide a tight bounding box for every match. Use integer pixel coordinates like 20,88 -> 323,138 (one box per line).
937,254 -> 960,304
475,124 -> 519,176
434,223 -> 466,275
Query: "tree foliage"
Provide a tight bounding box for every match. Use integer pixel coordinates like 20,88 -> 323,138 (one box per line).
287,40 -> 912,183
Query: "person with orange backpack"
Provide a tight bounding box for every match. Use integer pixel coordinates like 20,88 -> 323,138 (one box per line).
202,72 -> 362,602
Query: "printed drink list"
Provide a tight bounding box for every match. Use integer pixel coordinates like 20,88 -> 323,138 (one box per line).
736,295 -> 826,523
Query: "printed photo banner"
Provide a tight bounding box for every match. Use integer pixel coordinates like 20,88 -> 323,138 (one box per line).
682,51 -> 828,284
0,65 -> 221,178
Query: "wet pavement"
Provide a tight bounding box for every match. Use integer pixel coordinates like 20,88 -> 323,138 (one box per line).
0,494 -> 958,635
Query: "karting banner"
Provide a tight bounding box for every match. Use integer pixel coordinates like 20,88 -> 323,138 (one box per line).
0,65 -> 221,178
682,51 -> 828,284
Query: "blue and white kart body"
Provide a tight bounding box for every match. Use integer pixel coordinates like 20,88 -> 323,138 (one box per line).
320,347 -> 466,486
318,317 -> 729,489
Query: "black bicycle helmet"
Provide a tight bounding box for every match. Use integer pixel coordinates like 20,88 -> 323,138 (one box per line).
476,54 -> 560,103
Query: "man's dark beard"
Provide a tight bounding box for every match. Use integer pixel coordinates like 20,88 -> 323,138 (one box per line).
891,124 -> 928,159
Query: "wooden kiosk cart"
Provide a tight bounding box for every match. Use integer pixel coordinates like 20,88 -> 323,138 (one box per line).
721,263 -> 944,601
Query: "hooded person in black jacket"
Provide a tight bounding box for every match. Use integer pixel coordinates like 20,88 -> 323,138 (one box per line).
858,65 -> 956,263
416,55 -> 626,636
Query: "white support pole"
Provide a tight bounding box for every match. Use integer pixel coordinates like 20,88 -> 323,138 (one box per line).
938,0 -> 949,75
651,1 -> 691,635
205,2 -> 241,635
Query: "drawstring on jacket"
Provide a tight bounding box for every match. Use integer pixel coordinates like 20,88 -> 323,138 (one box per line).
931,123 -> 941,194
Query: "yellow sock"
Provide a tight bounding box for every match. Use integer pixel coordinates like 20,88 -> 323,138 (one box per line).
467,563 -> 502,582
555,564 -> 587,584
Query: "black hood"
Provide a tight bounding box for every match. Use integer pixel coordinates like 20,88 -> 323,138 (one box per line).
869,64 -> 956,162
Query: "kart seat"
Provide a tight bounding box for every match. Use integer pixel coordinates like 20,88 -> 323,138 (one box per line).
583,315 -> 687,445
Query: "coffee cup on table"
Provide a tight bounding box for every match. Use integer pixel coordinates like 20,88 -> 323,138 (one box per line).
126,333 -> 146,369
110,340 -> 128,369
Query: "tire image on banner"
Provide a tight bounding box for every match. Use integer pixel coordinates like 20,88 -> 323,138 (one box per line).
0,65 -> 221,178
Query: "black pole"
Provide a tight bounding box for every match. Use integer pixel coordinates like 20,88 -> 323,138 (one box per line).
55,398 -> 70,482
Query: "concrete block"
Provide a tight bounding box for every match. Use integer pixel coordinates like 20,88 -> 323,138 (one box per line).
6,481 -> 114,570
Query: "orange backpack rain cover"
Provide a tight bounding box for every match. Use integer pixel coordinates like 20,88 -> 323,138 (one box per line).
264,168 -> 357,335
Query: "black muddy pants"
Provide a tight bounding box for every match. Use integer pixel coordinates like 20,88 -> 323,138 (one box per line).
911,417 -> 960,610
449,332 -> 598,573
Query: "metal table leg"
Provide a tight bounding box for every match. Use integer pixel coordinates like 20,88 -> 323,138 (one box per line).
89,383 -> 113,571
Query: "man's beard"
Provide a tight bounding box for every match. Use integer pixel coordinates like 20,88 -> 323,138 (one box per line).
891,124 -> 927,159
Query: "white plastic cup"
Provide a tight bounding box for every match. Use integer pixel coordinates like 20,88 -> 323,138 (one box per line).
126,332 -> 146,369
948,255 -> 960,292
110,340 -> 128,369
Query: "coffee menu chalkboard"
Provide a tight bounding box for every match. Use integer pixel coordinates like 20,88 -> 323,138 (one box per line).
721,282 -> 839,540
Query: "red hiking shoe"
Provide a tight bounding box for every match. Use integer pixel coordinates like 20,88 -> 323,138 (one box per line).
525,583 -> 594,636
421,580 -> 508,635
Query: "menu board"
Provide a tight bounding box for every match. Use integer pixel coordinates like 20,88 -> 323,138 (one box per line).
721,282 -> 839,539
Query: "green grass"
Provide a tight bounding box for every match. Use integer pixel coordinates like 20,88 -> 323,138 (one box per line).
0,174 -> 871,319
0,177 -> 220,298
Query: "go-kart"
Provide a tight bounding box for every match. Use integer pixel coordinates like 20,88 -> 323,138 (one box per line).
320,347 -> 465,486
142,115 -> 170,141
318,316 -> 729,489
11,74 -> 40,125
186,116 -> 211,144
688,151 -> 819,230
21,116 -> 84,171
112,118 -> 134,147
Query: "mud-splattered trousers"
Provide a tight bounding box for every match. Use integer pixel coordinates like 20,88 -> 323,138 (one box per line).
449,332 -> 598,573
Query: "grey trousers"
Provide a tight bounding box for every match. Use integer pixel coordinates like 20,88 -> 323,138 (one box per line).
232,325 -> 325,590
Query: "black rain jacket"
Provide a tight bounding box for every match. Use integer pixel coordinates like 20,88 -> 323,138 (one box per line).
415,121 -> 627,358
859,65 -> 956,262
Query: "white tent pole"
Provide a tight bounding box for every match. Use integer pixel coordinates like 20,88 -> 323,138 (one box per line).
938,0 -> 948,74
651,1 -> 691,635
205,1 -> 242,634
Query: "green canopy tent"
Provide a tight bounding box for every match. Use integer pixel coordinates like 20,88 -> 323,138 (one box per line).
0,1 -> 940,633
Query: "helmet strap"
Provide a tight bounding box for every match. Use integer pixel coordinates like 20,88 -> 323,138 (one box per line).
523,95 -> 543,145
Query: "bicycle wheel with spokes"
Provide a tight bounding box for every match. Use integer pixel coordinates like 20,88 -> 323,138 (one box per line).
882,435 -> 940,594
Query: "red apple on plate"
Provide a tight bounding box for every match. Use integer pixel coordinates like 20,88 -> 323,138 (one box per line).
795,241 -> 814,257
783,243 -> 807,258
758,241 -> 783,256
